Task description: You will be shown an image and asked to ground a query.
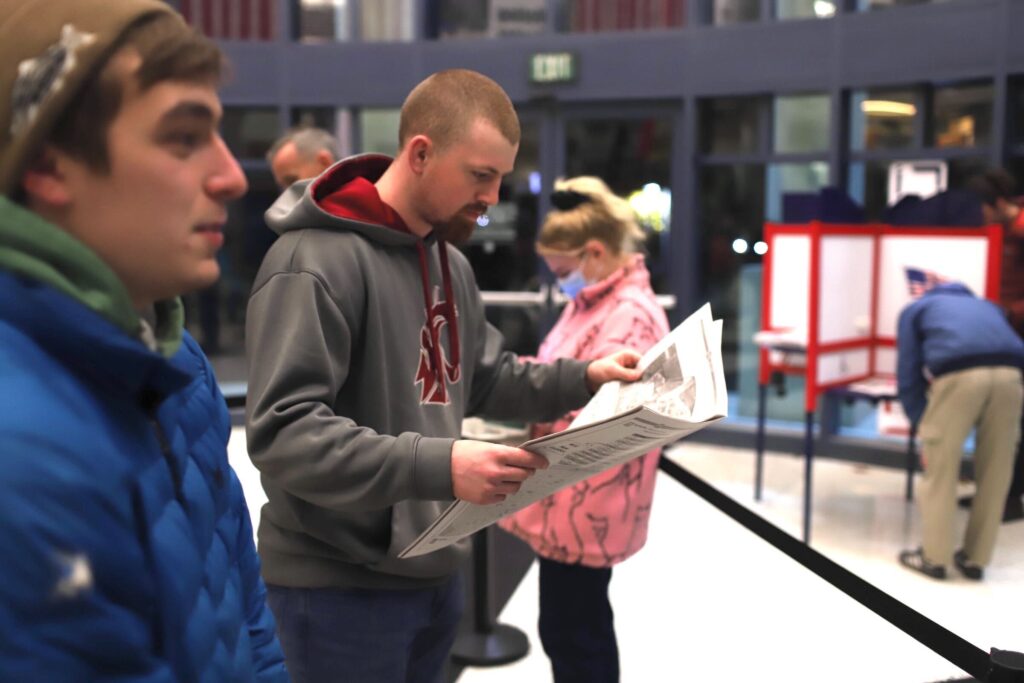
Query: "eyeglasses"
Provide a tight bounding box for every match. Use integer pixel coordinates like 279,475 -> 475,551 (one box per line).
547,249 -> 588,279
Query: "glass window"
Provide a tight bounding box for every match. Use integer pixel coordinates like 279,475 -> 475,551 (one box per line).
856,0 -> 936,9
291,107 -> 336,132
434,0 -> 487,38
849,157 -> 987,222
291,108 -> 355,159
712,0 -> 760,25
847,161 -> 889,221
564,118 -> 671,197
180,0 -> 276,40
699,97 -> 763,156
1008,159 -> 1024,199
765,161 -> 829,222
361,0 -> 416,41
946,156 -> 988,193
297,0 -> 351,42
697,164 -> 764,388
221,107 -> 280,160
849,88 -> 918,151
561,0 -> 686,32
698,163 -> 813,423
565,117 -> 672,292
932,81 -> 993,149
434,0 -> 547,39
776,0 -> 836,20
773,94 -> 830,154
358,108 -> 401,157
1008,77 -> 1024,148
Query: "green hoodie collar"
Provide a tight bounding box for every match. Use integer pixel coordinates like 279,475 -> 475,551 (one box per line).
0,197 -> 183,357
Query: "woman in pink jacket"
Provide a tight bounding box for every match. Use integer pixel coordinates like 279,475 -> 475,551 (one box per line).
500,176 -> 670,683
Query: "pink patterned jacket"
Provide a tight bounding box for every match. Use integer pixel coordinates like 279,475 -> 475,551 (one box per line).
500,255 -> 670,567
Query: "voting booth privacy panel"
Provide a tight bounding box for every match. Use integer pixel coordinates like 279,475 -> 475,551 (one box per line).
759,222 -> 1002,415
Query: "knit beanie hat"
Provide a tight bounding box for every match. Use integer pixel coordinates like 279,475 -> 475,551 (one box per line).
0,0 -> 175,197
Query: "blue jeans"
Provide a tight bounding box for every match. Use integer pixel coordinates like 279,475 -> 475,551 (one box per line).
266,574 -> 464,683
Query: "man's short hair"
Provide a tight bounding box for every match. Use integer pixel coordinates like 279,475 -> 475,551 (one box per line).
398,69 -> 520,151
265,127 -> 340,166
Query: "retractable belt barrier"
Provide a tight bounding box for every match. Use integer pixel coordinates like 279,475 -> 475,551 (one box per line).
657,458 -> 1024,682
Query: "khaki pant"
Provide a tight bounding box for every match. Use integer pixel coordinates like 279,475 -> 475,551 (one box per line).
917,366 -> 1023,567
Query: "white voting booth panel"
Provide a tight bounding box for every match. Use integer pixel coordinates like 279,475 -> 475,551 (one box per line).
818,235 -> 874,387
760,222 -> 1001,415
819,236 -> 874,344
818,349 -> 871,386
769,235 -> 811,334
875,347 -> 897,375
768,234 -> 873,346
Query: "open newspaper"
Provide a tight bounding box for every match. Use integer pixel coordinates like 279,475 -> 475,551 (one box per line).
398,303 -> 728,559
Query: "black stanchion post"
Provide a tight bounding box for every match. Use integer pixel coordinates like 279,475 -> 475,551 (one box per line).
755,382 -> 767,501
450,528 -> 529,667
803,410 -> 814,544
989,648 -> 1024,682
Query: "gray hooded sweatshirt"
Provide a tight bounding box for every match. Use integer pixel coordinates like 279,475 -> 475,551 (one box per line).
245,155 -> 593,589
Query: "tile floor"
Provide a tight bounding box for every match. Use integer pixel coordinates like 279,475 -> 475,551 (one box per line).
226,431 -> 1024,683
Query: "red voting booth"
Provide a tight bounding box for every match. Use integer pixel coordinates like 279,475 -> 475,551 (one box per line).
754,221 -> 1002,542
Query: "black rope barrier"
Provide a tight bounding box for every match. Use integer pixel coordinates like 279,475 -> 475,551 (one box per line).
657,457 -> 1024,682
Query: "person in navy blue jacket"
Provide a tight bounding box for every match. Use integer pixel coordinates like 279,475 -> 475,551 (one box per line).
0,1 -> 288,679
896,282 -> 1024,581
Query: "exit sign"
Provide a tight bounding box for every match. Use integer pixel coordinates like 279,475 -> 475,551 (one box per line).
530,52 -> 576,84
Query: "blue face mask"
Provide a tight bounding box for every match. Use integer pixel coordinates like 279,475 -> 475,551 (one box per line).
556,268 -> 589,299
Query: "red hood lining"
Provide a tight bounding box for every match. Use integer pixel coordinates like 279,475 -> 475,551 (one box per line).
310,156 -> 462,403
314,174 -> 412,235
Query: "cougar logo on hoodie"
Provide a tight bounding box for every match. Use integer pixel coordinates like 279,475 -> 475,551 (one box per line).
415,287 -> 461,405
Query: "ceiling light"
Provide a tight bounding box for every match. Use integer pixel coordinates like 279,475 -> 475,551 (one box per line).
813,1 -> 836,18
861,100 -> 917,117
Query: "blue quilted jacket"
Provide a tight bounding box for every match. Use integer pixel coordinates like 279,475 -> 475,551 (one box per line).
0,199 -> 288,681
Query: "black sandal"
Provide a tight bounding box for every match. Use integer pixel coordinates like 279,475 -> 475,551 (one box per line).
899,548 -> 946,579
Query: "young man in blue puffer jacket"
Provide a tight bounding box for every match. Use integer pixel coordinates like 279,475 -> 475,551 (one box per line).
0,1 -> 288,680
897,281 -> 1024,582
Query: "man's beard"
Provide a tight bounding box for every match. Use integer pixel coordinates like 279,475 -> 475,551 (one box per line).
434,206 -> 485,245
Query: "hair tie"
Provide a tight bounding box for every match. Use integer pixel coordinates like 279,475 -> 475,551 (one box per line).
550,190 -> 591,211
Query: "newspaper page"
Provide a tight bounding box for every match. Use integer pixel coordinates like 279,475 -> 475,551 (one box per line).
398,303 -> 728,559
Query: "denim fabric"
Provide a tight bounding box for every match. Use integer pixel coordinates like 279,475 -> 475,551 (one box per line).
538,558 -> 618,683
267,573 -> 464,683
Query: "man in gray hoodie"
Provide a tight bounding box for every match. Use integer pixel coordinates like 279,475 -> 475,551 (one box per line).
245,68 -> 642,683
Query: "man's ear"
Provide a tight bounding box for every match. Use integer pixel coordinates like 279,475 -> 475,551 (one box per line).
315,149 -> 334,172
21,146 -> 73,208
406,135 -> 432,175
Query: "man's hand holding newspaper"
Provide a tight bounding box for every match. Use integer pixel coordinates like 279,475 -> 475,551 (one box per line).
399,303 -> 728,559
